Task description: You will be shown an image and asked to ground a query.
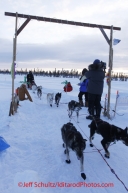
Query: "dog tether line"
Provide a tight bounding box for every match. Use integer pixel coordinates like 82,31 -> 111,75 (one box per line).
62,103 -> 128,191
72,117 -> 128,192
94,145 -> 128,192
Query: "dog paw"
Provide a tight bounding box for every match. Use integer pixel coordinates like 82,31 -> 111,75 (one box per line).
81,173 -> 86,180
66,160 -> 71,164
90,144 -> 93,147
62,143 -> 65,148
64,149 -> 66,154
105,154 -> 110,158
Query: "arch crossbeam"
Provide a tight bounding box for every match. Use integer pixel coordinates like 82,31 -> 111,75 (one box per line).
5,12 -> 121,31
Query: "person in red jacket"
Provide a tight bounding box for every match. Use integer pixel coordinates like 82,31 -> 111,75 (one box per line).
64,82 -> 73,92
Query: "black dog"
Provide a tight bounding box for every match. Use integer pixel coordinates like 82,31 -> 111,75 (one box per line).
89,118 -> 128,158
55,93 -> 61,107
68,100 -> 82,123
61,122 -> 87,180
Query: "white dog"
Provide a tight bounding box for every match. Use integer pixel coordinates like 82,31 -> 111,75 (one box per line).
47,93 -> 54,107
32,85 -> 42,100
32,85 -> 37,93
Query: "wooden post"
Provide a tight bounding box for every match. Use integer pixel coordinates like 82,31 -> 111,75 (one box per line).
9,12 -> 18,116
107,26 -> 113,119
113,90 -> 119,118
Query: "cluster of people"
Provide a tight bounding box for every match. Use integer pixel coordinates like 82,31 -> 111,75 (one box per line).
78,59 -> 106,120
23,64 -> 105,120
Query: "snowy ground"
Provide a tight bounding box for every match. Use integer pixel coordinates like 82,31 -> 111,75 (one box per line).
0,74 -> 128,193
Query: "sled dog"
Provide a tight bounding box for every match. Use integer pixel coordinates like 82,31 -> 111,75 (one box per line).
61,122 -> 87,180
68,100 -> 82,123
55,93 -> 61,107
32,85 -> 37,93
37,86 -> 42,100
32,85 -> 42,100
13,93 -> 19,113
47,93 -> 54,107
89,118 -> 128,158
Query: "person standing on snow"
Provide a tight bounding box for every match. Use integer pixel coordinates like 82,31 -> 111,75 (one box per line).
85,59 -> 106,120
27,71 -> 35,89
78,68 -> 88,107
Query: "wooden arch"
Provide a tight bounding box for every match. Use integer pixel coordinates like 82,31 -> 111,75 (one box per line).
5,12 -> 121,118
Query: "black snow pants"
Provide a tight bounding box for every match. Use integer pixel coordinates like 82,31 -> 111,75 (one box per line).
88,93 -> 102,118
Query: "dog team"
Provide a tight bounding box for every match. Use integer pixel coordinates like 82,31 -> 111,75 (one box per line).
26,60 -> 128,180
27,70 -> 62,106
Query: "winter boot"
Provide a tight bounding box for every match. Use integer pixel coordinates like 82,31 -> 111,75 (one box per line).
79,100 -> 84,107
86,107 -> 94,120
86,115 -> 93,120
95,107 -> 101,118
85,101 -> 88,107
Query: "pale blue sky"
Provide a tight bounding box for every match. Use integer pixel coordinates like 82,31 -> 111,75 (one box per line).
0,0 -> 128,73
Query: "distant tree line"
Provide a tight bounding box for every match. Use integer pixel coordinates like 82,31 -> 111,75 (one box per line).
0,68 -> 128,80
0,68 -> 80,78
109,72 -> 128,81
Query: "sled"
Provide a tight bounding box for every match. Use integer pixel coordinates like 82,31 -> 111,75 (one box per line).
0,136 -> 10,151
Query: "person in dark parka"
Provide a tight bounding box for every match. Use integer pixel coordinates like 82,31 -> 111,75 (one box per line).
27,71 -> 35,88
85,59 -> 105,120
